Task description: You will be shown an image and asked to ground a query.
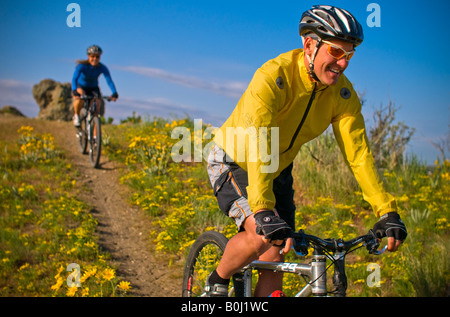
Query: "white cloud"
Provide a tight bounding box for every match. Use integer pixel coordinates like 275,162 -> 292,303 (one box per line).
0,79 -> 226,125
107,96 -> 225,125
0,79 -> 37,117
116,65 -> 247,99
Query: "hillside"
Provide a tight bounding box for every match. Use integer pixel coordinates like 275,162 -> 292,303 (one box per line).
0,114 -> 179,296
1,113 -> 448,297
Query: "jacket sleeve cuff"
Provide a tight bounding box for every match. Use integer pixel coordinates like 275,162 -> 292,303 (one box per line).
251,202 -> 275,214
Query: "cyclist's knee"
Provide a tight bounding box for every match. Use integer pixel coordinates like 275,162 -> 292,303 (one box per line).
259,246 -> 284,262
243,230 -> 272,258
253,238 -> 272,257
242,215 -> 271,256
247,231 -> 284,261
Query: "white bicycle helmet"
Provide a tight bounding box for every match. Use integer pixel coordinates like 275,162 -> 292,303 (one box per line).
299,5 -> 364,46
299,5 -> 363,82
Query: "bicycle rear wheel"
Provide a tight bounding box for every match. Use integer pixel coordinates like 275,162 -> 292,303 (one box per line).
77,119 -> 87,154
89,116 -> 102,168
182,231 -> 227,297
182,231 -> 245,297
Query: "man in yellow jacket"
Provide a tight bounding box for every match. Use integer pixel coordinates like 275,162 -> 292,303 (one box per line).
206,5 -> 407,297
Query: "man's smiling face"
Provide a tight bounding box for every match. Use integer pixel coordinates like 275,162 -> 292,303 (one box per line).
304,38 -> 355,86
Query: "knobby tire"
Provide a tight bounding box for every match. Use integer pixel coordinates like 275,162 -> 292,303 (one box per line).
89,116 -> 102,168
182,231 -> 245,297
182,231 -> 228,297
77,119 -> 87,155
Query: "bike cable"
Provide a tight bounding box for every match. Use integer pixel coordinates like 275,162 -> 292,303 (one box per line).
305,244 -> 365,294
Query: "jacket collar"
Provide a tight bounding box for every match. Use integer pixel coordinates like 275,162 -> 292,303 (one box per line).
298,49 -> 329,92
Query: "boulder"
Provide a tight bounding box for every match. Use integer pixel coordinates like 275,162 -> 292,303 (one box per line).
32,79 -> 73,121
0,105 -> 26,117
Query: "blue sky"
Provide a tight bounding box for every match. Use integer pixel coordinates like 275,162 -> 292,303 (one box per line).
0,0 -> 448,163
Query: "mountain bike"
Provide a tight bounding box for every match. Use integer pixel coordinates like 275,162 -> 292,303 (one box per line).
182,229 -> 386,297
76,95 -> 111,168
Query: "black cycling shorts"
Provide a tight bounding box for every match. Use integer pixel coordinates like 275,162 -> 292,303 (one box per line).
207,145 -> 296,231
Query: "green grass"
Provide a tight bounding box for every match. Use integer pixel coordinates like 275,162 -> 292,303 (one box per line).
2,115 -> 448,297
0,125 -> 131,296
104,118 -> 449,297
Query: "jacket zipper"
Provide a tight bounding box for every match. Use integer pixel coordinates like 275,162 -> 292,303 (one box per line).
282,83 -> 317,154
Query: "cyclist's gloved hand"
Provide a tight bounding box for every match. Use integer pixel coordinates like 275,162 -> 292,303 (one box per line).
73,90 -> 80,97
254,210 -> 292,242
111,92 -> 119,99
372,212 -> 407,242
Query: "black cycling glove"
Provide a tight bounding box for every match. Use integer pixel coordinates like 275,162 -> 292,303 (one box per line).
254,210 -> 292,241
73,90 -> 80,97
372,212 -> 407,242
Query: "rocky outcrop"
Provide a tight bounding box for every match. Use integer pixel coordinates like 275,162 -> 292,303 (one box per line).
32,79 -> 73,121
0,105 -> 26,117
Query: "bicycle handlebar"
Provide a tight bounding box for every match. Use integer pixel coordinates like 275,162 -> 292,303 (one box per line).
292,229 -> 386,256
80,95 -> 113,101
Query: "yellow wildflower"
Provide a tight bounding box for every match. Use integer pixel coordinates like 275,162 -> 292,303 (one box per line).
66,286 -> 78,297
81,287 -> 90,297
101,267 -> 115,281
51,278 -> 64,292
117,281 -> 132,292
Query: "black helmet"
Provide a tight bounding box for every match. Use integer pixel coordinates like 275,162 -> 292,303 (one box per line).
299,5 -> 364,47
87,45 -> 103,55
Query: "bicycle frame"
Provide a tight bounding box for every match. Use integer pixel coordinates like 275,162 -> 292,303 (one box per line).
182,229 -> 385,298
76,94 -> 110,168
80,95 -> 100,136
237,230 -> 385,297
241,250 -> 328,297
85,101 -> 96,145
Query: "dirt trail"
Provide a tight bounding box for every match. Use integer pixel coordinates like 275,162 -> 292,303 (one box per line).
1,115 -> 179,296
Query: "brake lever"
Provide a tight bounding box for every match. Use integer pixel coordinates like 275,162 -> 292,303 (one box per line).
292,229 -> 309,256
372,245 -> 387,255
365,229 -> 386,255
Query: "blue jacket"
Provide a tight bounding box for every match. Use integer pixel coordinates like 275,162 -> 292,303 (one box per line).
72,63 -> 117,94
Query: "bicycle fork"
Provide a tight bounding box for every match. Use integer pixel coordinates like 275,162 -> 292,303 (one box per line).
332,251 -> 347,297
86,113 -> 97,149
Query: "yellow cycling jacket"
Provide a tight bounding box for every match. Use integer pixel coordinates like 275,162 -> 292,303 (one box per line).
214,49 -> 397,217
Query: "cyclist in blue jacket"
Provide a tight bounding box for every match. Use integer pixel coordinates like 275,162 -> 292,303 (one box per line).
72,45 -> 118,126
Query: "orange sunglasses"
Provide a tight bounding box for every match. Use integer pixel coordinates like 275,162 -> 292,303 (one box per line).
322,40 -> 355,61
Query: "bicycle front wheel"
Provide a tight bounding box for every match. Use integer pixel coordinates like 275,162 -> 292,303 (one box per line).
182,231 -> 230,297
89,116 -> 102,168
77,119 -> 87,154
